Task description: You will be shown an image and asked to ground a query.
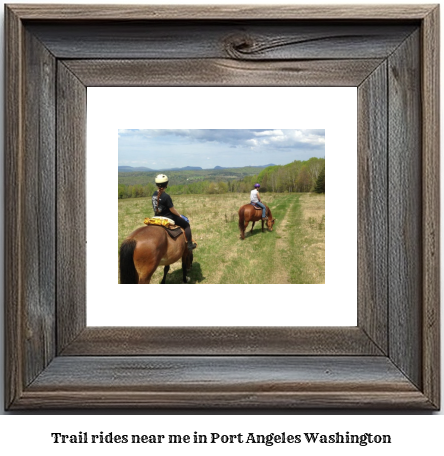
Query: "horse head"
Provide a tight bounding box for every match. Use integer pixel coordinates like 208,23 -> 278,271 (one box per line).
267,217 -> 276,231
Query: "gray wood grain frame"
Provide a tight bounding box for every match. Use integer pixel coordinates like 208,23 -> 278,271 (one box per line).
388,30 -> 423,390
4,5 -> 440,410
56,62 -> 87,354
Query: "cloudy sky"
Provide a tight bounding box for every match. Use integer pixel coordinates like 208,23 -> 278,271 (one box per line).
118,129 -> 325,169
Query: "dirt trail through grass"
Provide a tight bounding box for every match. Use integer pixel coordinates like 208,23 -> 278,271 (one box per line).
216,193 -> 296,284
288,193 -> 325,284
269,195 -> 299,284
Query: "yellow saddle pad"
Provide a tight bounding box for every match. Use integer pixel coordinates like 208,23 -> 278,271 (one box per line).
144,216 -> 175,228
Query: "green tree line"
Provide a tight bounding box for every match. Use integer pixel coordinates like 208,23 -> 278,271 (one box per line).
118,157 -> 325,199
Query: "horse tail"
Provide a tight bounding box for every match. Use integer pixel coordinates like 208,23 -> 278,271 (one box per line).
119,238 -> 138,284
238,206 -> 246,232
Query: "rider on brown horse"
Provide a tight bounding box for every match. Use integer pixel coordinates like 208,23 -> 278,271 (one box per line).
250,183 -> 268,220
152,174 -> 197,251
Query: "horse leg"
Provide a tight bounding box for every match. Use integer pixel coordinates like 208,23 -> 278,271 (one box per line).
138,265 -> 157,284
242,222 -> 250,239
161,265 -> 170,284
261,220 -> 265,232
250,221 -> 255,234
138,275 -> 151,284
134,247 -> 163,284
182,259 -> 186,283
240,222 -> 248,240
181,257 -> 188,283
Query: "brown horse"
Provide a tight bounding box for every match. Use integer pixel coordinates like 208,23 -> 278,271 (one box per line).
119,225 -> 193,284
238,204 -> 276,240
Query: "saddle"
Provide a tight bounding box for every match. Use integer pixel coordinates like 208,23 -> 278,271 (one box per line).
250,202 -> 262,210
144,217 -> 184,240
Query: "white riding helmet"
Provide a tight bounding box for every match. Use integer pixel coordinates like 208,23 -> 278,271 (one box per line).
155,174 -> 169,184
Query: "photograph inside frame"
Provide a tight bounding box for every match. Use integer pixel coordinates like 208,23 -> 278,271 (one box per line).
118,129 -> 325,285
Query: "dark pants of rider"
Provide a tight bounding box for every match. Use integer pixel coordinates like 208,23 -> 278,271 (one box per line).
170,214 -> 192,242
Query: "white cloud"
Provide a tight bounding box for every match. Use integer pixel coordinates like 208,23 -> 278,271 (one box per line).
246,139 -> 258,147
254,129 -> 284,137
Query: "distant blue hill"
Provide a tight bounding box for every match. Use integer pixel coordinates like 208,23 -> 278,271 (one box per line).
118,166 -> 154,172
119,165 -> 203,172
168,166 -> 203,171
213,164 -> 275,170
119,164 -> 276,172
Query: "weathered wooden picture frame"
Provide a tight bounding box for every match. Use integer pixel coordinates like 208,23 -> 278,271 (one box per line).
5,4 -> 440,409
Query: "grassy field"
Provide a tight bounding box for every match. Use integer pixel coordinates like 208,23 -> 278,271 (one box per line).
118,192 -> 325,284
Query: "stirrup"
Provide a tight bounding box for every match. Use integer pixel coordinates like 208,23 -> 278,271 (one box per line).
187,241 -> 197,250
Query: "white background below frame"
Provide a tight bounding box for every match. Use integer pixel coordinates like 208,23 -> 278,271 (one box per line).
86,87 -> 357,326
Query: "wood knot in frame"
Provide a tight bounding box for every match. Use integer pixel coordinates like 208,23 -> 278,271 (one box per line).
224,34 -> 256,59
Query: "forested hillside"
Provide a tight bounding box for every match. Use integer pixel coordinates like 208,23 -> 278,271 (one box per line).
118,157 -> 325,199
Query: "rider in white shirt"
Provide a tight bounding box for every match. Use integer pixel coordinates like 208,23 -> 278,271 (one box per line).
250,183 -> 268,220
